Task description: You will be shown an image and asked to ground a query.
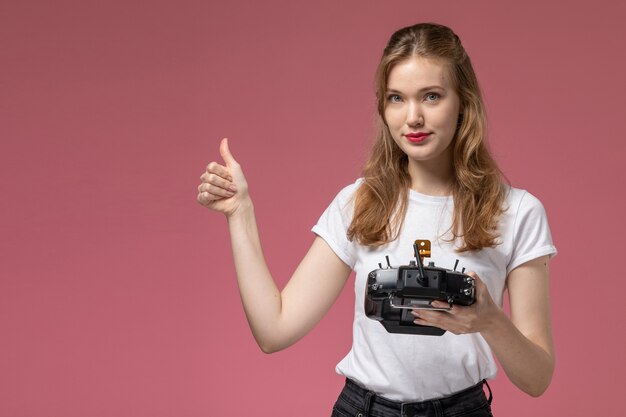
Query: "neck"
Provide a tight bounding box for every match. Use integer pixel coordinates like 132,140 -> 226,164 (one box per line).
406,155 -> 454,197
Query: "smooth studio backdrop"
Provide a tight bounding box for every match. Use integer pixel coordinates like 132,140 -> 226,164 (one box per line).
1,0 -> 625,416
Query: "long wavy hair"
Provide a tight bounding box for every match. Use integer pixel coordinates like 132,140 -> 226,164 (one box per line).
347,23 -> 506,252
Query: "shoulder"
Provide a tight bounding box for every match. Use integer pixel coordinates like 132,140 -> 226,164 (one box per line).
312,180 -> 364,266
337,178 -> 364,198
316,178 -> 364,221
503,186 -> 548,219
500,185 -> 557,274
328,178 -> 364,207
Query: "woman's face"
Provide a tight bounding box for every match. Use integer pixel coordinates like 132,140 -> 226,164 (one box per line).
384,56 -> 461,168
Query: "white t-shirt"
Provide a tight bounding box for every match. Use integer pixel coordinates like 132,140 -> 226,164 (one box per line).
312,179 -> 557,402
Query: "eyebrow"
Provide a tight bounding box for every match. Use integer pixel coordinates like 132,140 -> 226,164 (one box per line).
386,86 -> 445,94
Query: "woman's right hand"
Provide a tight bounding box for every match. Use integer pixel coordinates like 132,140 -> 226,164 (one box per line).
197,138 -> 250,217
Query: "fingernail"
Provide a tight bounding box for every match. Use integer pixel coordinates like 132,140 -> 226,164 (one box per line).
229,185 -> 237,192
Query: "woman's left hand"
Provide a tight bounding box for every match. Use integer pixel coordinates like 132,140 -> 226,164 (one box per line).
411,272 -> 503,335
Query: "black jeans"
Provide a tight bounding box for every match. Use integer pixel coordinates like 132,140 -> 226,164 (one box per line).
331,378 -> 493,417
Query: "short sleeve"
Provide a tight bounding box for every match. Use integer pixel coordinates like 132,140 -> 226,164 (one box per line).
311,181 -> 360,269
507,191 -> 557,274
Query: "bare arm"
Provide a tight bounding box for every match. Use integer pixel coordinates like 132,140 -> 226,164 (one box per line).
484,256 -> 554,396
198,138 -> 351,353
412,256 -> 554,396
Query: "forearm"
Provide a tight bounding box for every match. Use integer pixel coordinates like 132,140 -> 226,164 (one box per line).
226,202 -> 284,352
482,309 -> 554,397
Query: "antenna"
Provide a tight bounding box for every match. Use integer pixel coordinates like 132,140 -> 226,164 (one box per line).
412,243 -> 428,285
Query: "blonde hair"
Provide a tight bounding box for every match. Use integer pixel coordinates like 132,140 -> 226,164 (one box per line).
347,23 -> 506,252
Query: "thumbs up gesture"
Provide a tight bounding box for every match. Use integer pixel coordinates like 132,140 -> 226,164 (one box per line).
197,138 -> 250,217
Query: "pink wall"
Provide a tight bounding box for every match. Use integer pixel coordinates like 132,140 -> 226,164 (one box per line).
1,0 -> 625,415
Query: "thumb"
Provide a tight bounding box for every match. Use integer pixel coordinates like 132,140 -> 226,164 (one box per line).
466,272 -> 489,295
219,138 -> 238,166
465,271 -> 479,280
465,271 -> 482,287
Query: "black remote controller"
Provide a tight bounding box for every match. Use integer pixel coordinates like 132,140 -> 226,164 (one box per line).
364,240 -> 475,336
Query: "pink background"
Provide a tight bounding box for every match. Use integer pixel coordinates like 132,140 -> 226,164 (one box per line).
1,0 -> 625,415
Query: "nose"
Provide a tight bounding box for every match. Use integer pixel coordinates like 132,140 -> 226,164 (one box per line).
406,101 -> 423,127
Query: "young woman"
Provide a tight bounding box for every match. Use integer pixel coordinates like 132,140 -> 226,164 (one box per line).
197,23 -> 556,417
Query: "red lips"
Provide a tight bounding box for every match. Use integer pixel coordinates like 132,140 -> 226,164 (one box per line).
404,132 -> 431,143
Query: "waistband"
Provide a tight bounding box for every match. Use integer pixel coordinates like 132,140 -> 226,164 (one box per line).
340,378 -> 493,417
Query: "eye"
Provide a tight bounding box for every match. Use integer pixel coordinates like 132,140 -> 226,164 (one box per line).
425,93 -> 440,101
387,94 -> 402,103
